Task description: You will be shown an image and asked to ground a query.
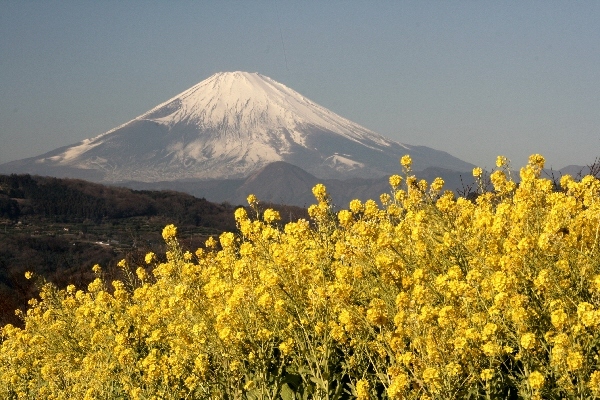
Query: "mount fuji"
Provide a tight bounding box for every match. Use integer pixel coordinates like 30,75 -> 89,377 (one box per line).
0,71 -> 473,183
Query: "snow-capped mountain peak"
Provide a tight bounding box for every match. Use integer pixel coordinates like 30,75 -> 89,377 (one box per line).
1,71 -> 473,182
141,71 -> 394,148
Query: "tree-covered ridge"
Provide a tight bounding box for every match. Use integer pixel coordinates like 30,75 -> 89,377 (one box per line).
0,174 -> 239,225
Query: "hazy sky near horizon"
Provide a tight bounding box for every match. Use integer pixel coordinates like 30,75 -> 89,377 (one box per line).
1,1 -> 599,170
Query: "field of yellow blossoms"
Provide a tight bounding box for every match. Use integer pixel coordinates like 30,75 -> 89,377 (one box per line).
1,154 -> 600,399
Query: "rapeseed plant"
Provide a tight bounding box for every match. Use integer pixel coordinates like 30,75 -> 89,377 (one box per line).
1,154 -> 599,399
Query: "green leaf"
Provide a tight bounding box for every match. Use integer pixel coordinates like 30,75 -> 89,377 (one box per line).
279,383 -> 296,400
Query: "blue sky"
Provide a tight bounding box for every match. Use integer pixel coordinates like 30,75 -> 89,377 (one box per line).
1,1 -> 599,170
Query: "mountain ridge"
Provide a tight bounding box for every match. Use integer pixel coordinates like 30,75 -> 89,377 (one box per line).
120,161 -> 480,207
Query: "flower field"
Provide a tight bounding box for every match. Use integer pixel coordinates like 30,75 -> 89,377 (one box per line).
1,154 -> 600,399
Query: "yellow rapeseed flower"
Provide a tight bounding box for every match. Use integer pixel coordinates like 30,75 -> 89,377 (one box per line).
349,199 -> 363,213
422,367 -> 440,389
520,332 -> 536,350
338,209 -> 353,227
389,174 -> 402,188
551,309 -> 568,329
387,373 -> 408,399
279,338 -> 294,356
589,371 -> 600,395
144,252 -> 155,264
356,378 -> 370,399
247,194 -> 258,205
136,267 -> 146,281
528,153 -> 545,169
263,208 -> 281,223
567,350 -> 584,371
234,207 -> 248,222
400,155 -> 412,168
219,232 -> 235,248
161,224 -> 177,241
496,155 -> 508,168
312,183 -> 327,202
529,371 -> 545,390
480,369 -> 494,381
430,177 -> 444,192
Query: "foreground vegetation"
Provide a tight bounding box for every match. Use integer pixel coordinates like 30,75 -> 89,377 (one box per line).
1,155 -> 600,399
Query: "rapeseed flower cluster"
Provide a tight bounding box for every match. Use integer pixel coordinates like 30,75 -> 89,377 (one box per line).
1,154 -> 600,399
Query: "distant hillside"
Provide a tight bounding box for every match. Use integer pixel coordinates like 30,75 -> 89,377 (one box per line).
0,174 -> 234,226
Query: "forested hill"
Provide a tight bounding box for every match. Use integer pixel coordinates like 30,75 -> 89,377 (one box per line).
1,174 -> 242,226
0,174 -> 307,327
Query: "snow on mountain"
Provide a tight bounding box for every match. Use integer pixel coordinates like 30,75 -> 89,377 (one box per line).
142,71 -> 395,148
0,71 -> 473,181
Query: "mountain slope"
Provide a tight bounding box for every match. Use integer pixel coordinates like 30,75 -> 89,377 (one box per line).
0,72 -> 473,181
121,161 -> 478,208
233,161 -> 320,206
